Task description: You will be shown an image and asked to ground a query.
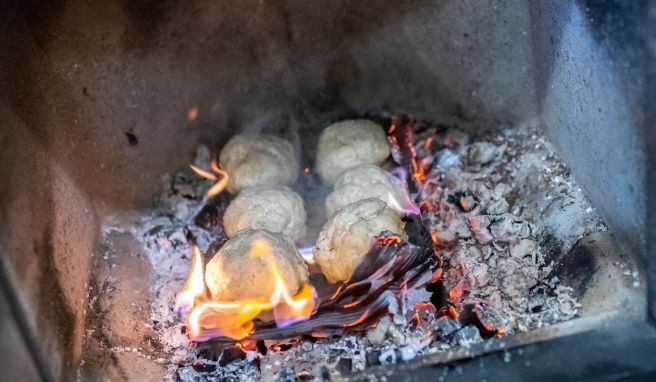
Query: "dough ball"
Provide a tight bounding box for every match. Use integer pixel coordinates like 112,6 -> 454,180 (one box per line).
219,134 -> 298,194
205,229 -> 309,302
224,186 -> 307,241
325,164 -> 408,216
313,199 -> 405,283
316,119 -> 389,183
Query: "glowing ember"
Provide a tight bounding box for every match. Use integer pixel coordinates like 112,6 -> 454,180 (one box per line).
190,159 -> 229,199
175,240 -> 316,341
424,137 -> 433,151
271,273 -> 315,328
388,122 -> 397,134
187,106 -> 199,122
411,157 -> 427,182
448,306 -> 459,319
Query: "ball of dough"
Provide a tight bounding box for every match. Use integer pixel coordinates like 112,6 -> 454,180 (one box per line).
205,229 -> 309,302
219,134 -> 298,194
325,164 -> 408,216
313,199 -> 405,283
224,186 -> 307,241
316,119 -> 389,184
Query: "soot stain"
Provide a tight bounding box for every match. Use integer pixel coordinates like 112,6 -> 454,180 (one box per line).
125,131 -> 139,146
548,237 -> 597,299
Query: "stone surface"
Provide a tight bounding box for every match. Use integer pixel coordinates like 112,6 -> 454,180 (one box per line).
0,129 -> 97,381
531,1 -> 647,261
78,232 -> 168,381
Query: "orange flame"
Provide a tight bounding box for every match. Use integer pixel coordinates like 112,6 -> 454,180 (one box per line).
175,245 -> 206,314
411,158 -> 425,182
175,239 -> 316,341
424,137 -> 433,151
190,159 -> 229,198
271,271 -> 315,328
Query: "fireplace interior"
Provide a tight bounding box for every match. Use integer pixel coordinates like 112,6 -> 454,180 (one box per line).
1,1 -> 655,381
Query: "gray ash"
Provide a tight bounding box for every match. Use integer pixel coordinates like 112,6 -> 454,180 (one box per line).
411,118 -> 604,334
82,118 -> 606,381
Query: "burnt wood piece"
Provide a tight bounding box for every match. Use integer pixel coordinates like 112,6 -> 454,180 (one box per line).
193,194 -> 230,230
387,116 -> 424,194
547,235 -> 598,300
388,115 -> 416,167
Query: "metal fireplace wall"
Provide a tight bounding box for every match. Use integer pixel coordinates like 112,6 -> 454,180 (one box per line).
0,0 -> 653,380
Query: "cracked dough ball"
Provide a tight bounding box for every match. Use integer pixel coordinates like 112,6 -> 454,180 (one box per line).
325,164 -> 407,216
316,119 -> 389,183
224,185 -> 307,241
205,229 -> 309,302
313,199 -> 405,283
219,134 -> 298,194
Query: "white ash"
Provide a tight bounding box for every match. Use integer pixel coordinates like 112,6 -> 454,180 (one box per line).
415,119 -> 603,334
90,117 -> 606,381
94,146 -> 222,379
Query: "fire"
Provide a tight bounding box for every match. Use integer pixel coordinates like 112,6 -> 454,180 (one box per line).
387,191 -> 420,216
411,157 -> 428,182
190,159 -> 229,198
175,240 -> 316,342
174,245 -> 206,314
448,306 -> 459,319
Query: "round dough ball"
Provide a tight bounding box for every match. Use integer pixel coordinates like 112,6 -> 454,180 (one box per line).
219,134 -> 298,194
205,229 -> 309,302
316,119 -> 389,184
224,185 -> 307,241
325,164 -> 408,216
313,198 -> 405,283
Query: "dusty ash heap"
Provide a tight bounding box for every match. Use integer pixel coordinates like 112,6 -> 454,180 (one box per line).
93,118 -> 604,381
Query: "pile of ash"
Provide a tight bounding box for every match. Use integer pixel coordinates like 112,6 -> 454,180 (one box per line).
83,118 -> 605,381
